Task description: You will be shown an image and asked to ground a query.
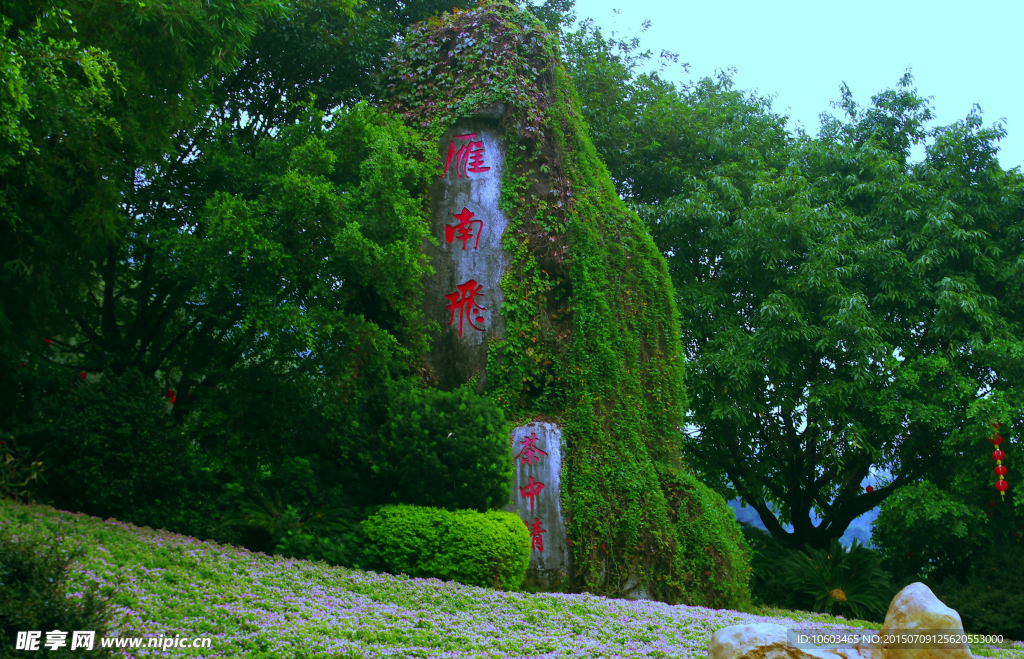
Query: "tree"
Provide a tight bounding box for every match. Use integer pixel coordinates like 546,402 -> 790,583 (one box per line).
4,0 -> 529,546
0,0 -> 284,350
564,19 -> 1024,551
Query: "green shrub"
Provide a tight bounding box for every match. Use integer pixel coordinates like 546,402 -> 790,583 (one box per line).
873,481 -> 988,584
932,539 -> 1024,639
361,504 -> 530,591
0,527 -> 115,658
221,483 -> 372,568
779,538 -> 895,622
377,386 -> 512,512
743,526 -> 895,622
741,522 -> 793,607
658,465 -> 753,610
3,362 -> 210,535
0,439 -> 44,503
274,528 -> 370,569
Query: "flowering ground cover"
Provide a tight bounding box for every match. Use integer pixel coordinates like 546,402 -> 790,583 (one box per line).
2,499 -> 1021,659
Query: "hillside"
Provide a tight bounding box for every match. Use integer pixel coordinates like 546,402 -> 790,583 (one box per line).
2,500 -> 1021,658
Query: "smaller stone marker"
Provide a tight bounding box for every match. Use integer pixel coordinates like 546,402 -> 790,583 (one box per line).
504,422 -> 569,589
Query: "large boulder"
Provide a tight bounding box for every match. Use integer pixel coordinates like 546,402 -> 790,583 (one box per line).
384,1 -> 747,608
880,583 -> 972,659
708,623 -> 844,659
709,584 -> 972,659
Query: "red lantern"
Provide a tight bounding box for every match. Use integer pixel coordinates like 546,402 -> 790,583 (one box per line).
43,338 -> 52,345
866,485 -> 874,493
169,396 -> 176,405
78,371 -> 86,380
164,389 -> 174,399
987,424 -> 1009,501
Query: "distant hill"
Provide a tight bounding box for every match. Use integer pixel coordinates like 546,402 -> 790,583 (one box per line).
727,498 -> 880,548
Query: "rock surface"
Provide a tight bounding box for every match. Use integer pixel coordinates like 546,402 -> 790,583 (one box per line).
709,624 -> 843,659
502,422 -> 569,589
708,584 -> 973,659
709,624 -> 790,659
879,583 -> 972,659
423,117 -> 510,394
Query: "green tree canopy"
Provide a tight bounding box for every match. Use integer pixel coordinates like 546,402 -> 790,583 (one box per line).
564,19 -> 1024,550
0,0 -> 285,349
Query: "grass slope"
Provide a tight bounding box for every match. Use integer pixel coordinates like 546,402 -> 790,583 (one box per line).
2,500 -> 1021,659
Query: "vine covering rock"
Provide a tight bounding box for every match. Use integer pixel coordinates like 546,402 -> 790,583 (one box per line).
384,1 -> 751,608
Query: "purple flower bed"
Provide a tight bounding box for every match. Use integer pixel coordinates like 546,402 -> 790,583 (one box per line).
3,500 -> 1021,658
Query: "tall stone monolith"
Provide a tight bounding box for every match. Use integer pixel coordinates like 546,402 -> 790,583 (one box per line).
504,422 -> 569,588
423,108 -> 510,394
386,2 -> 752,608
421,104 -> 570,589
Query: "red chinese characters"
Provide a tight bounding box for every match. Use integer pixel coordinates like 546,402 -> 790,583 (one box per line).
442,133 -> 491,179
445,207 -> 484,250
444,279 -> 486,338
515,431 -> 553,554
515,432 -> 548,465
519,476 -> 545,512
525,518 -> 547,552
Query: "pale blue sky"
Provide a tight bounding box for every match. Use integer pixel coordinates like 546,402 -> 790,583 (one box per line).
572,0 -> 1022,170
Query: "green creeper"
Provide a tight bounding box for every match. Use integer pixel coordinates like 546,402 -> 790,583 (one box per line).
385,2 -> 752,608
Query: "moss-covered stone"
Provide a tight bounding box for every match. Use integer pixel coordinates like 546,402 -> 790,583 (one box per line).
384,1 -> 752,609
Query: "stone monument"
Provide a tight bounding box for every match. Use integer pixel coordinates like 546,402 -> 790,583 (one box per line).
424,107 -> 570,588
423,109 -> 510,394
387,3 -> 744,607
503,421 -> 569,589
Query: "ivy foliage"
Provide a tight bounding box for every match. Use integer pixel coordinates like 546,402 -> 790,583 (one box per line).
384,1 -> 751,608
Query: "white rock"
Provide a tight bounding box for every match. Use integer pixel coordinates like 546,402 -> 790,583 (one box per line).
709,623 -> 790,659
879,583 -> 972,659
709,624 -> 847,659
708,583 -> 972,659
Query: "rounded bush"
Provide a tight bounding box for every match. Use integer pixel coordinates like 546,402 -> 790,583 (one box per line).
361,504 -> 530,591
378,386 -> 512,512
